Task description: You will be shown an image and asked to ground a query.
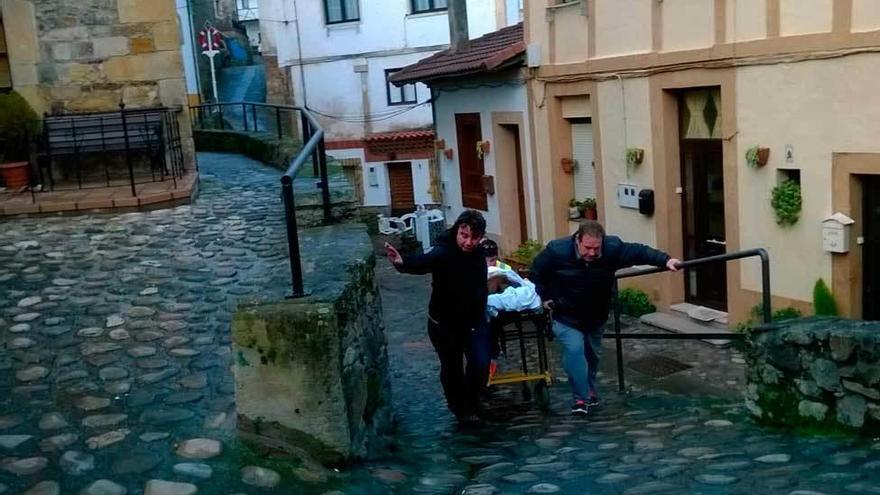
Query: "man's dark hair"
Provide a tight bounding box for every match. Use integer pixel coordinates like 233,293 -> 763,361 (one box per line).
576,220 -> 605,240
481,238 -> 498,257
452,209 -> 487,237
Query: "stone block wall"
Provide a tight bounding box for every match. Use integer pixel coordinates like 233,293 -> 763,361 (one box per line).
746,317 -> 880,433
0,0 -> 195,166
231,225 -> 392,465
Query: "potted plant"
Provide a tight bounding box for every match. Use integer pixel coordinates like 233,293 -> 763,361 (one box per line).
626,147 -> 644,166
0,92 -> 39,190
580,197 -> 597,219
568,199 -> 581,219
746,146 -> 770,168
561,157 -> 576,174
505,239 -> 543,276
771,179 -> 802,226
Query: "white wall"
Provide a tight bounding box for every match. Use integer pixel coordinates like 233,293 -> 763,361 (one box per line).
433,82 -> 535,239
327,148 -> 433,208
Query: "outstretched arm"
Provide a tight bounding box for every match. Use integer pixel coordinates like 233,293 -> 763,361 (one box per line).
619,241 -> 680,271
386,242 -> 445,274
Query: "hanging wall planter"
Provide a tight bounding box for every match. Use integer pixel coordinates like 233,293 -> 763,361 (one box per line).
626,147 -> 644,166
561,158 -> 576,174
746,146 -> 770,168
476,140 -> 490,160
443,148 -> 454,160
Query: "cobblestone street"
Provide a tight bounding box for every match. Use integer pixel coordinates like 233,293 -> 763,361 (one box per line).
0,153 -> 878,494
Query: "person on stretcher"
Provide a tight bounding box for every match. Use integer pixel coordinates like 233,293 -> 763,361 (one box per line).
481,240 -> 542,380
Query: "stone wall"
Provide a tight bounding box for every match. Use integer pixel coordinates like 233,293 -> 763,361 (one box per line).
746,318 -> 880,433
231,224 -> 392,465
0,0 -> 195,165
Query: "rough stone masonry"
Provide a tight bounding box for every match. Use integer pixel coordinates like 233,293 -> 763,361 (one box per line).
746,317 -> 880,433
231,224 -> 392,465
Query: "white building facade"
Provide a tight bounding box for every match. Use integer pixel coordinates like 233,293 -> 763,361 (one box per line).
260,0 -> 523,214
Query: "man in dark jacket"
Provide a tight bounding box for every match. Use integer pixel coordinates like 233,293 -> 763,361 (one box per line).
385,210 -> 490,423
531,221 -> 680,415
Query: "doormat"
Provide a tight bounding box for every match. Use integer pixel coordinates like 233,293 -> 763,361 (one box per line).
627,354 -> 692,378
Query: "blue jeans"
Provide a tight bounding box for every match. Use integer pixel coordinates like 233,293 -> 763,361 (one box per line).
427,318 -> 491,415
552,320 -> 603,402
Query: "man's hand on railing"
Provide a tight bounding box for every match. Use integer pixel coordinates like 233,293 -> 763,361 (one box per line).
666,258 -> 681,272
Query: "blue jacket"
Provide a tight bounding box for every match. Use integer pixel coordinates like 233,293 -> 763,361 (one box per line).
530,235 -> 670,331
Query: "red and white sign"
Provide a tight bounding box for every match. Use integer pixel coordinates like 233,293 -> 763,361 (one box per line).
197,25 -> 223,52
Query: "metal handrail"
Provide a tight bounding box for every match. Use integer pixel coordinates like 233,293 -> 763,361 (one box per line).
610,248 -> 772,392
188,101 -> 333,297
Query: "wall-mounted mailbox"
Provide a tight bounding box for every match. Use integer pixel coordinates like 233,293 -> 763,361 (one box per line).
822,212 -> 854,253
638,189 -> 654,216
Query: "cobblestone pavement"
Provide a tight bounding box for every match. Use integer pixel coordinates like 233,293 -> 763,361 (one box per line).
0,152 -> 879,494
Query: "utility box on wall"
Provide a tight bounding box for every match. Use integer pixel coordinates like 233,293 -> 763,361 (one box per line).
822,212 -> 854,253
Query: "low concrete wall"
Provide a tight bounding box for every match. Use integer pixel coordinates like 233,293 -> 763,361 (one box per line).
746,317 -> 880,433
231,223 -> 392,465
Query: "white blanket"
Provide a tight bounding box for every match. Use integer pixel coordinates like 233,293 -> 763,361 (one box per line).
486,266 -> 542,317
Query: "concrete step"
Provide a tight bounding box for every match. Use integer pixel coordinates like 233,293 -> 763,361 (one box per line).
639,311 -> 733,347
670,302 -> 729,326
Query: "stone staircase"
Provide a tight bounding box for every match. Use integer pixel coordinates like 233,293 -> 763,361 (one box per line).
640,302 -> 734,347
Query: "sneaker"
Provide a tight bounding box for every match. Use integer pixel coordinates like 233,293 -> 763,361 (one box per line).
586,396 -> 600,408
456,412 -> 481,426
571,400 -> 589,416
488,360 -> 498,383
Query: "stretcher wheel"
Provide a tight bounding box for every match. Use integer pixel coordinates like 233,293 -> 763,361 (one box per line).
533,381 -> 550,410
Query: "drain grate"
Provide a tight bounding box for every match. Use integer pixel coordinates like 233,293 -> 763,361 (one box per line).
627,354 -> 692,378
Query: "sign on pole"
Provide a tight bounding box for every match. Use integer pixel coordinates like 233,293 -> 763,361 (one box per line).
198,22 -> 222,102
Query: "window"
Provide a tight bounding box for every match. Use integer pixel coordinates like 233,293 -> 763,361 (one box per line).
325,0 -> 359,24
411,0 -> 447,14
0,17 -> 10,92
385,69 -> 417,106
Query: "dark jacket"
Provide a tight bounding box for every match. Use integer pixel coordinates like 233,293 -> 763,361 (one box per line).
530,235 -> 670,331
397,230 -> 488,328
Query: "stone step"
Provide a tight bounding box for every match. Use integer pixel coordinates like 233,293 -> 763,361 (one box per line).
670,302 -> 729,326
640,312 -> 733,347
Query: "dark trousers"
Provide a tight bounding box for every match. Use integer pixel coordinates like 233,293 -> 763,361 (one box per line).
427,317 -> 491,415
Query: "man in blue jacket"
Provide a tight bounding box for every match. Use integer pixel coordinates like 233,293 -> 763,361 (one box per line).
531,221 -> 680,415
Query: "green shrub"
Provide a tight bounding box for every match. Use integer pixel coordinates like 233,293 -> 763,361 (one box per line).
773,307 -> 802,321
738,303 -> 802,331
510,240 -> 543,266
812,278 -> 838,316
617,288 -> 656,317
770,179 -> 802,226
0,92 -> 40,162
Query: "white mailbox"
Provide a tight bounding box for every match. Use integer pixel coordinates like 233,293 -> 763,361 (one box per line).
822,212 -> 855,253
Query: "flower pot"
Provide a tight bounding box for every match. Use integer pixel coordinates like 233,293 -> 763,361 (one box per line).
0,162 -> 29,189
568,207 -> 581,219
561,158 -> 576,174
756,147 -> 770,167
583,207 -> 598,220
479,141 -> 491,154
443,148 -> 454,160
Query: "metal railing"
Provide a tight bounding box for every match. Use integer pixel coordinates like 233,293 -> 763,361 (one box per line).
189,101 -> 332,298
610,248 -> 772,392
37,105 -> 185,197
282,108 -> 332,297
189,101 -> 298,141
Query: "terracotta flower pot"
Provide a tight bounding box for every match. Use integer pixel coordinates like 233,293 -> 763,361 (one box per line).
756,147 -> 770,167
0,162 -> 29,189
583,207 -> 598,220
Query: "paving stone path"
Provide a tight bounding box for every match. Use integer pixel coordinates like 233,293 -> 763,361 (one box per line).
0,152 -> 878,494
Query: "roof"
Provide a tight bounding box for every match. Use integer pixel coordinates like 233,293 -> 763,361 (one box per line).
364,129 -> 435,143
389,23 -> 524,85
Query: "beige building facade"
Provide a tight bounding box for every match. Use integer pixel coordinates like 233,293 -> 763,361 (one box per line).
526,0 -> 880,321
0,0 -> 194,163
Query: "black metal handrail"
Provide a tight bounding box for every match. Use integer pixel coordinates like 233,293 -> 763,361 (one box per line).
610,248 -> 772,392
189,101 -> 298,141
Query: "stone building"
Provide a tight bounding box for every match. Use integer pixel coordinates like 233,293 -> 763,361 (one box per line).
0,0 -> 195,167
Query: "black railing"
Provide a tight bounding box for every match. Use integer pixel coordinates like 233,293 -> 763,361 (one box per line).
188,101 -> 298,142
189,101 -> 332,297
38,105 -> 186,196
610,248 -> 772,392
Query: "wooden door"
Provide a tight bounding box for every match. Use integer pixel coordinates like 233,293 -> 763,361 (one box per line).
387,162 -> 414,217
681,139 -> 727,310
455,113 -> 487,211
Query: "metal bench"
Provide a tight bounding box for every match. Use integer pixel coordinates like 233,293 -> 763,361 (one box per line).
39,106 -> 183,195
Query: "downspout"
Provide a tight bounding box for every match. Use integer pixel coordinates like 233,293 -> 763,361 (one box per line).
430,86 -> 446,210
185,0 -> 204,100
